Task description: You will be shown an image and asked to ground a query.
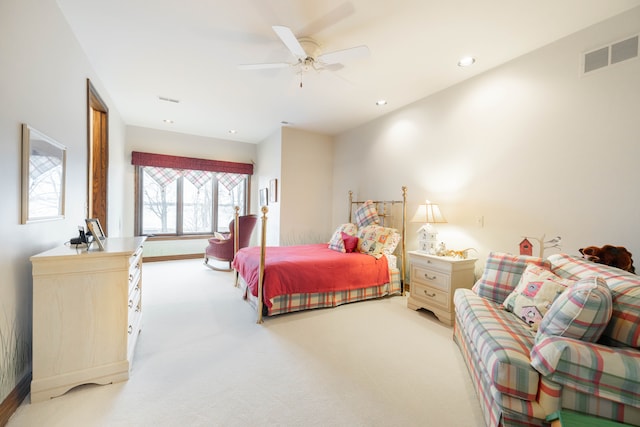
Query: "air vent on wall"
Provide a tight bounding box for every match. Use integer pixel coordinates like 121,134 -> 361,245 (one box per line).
583,34 -> 638,75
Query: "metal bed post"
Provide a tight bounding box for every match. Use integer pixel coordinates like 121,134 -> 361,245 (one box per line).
401,186 -> 407,295
233,206 -> 240,287
256,206 -> 268,324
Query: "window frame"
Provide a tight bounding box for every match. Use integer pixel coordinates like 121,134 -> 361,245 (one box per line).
134,165 -> 250,237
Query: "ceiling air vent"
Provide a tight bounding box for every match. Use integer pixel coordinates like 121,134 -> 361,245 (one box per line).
583,34 -> 639,75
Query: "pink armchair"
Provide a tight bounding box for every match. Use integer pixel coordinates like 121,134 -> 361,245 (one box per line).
204,214 -> 258,271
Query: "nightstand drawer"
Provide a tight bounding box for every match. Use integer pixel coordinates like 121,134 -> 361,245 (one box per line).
411,282 -> 449,309
416,256 -> 451,272
411,264 -> 450,291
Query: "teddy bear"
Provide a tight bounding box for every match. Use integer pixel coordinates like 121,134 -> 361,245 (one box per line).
579,245 -> 635,274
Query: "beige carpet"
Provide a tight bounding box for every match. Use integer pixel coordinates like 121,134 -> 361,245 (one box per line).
9,258 -> 484,427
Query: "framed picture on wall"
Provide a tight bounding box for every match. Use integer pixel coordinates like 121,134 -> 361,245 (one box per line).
259,188 -> 268,207
269,179 -> 278,203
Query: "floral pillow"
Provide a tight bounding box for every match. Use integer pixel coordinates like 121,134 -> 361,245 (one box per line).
328,223 -> 358,253
503,264 -> 574,331
383,231 -> 401,255
536,276 -> 612,343
353,200 -> 380,228
357,225 -> 396,258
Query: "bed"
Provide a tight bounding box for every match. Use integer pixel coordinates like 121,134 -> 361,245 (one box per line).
232,187 -> 407,323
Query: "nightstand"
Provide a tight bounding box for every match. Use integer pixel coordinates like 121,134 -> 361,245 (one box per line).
407,251 -> 476,325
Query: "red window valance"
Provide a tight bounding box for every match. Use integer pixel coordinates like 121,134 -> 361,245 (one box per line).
131,151 -> 253,175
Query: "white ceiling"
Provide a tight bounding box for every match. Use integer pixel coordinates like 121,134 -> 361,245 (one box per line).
56,0 -> 640,144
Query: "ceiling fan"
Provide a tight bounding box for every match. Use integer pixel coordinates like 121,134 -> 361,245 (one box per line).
239,25 -> 370,87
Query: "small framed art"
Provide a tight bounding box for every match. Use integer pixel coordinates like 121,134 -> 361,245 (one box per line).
269,179 -> 278,203
259,188 -> 268,207
85,218 -> 106,250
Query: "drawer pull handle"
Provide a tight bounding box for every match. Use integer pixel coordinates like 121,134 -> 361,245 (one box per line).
128,300 -> 133,308
128,325 -> 133,335
423,290 -> 437,298
424,273 -> 437,280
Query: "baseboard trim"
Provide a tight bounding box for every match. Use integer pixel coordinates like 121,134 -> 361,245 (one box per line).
0,372 -> 31,426
143,253 -> 202,263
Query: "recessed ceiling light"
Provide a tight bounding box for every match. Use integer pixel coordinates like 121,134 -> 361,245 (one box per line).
375,99 -> 387,106
457,57 -> 476,67
280,121 -> 290,125
228,129 -> 237,134
163,119 -> 174,124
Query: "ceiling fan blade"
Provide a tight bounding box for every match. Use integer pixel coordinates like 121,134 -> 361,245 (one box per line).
238,62 -> 290,70
272,25 -> 307,58
318,45 -> 370,65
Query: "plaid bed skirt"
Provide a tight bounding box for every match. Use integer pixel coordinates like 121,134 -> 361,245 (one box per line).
240,267 -> 402,317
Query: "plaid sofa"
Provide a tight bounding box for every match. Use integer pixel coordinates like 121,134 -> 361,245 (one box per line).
453,252 -> 640,427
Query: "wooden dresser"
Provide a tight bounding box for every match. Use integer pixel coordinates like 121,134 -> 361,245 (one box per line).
30,237 -> 146,402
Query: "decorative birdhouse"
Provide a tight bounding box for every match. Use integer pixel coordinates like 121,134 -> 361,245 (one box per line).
519,238 -> 533,256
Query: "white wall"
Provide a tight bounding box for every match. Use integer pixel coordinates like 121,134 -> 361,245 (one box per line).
256,129 -> 282,246
280,127 -> 334,245
334,7 -> 640,271
0,0 -> 126,402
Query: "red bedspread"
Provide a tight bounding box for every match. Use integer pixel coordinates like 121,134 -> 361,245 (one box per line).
232,244 -> 390,308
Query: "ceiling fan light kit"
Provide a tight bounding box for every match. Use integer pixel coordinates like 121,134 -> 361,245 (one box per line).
239,25 -> 370,88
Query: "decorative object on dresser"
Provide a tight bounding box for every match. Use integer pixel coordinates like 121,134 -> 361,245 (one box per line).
85,217 -> 106,250
407,251 -> 476,325
410,201 -> 446,254
30,236 -> 146,402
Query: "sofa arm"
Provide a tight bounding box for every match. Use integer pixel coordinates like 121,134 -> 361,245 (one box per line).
531,335 -> 640,408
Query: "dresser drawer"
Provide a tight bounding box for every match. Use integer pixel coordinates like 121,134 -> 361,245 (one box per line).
411,264 -> 450,292
128,265 -> 141,295
411,281 -> 449,309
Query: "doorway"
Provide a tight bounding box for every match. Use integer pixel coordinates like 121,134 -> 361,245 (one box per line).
87,79 -> 109,234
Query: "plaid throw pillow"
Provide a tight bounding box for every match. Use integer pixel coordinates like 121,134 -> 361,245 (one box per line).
536,276 -> 612,343
354,200 -> 380,228
472,252 -> 551,305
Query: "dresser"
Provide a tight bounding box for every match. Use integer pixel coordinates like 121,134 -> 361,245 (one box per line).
30,236 -> 146,402
407,251 -> 476,325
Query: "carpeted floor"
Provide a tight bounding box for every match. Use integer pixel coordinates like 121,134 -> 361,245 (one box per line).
9,258 -> 484,427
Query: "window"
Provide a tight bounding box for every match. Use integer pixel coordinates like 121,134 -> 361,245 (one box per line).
132,151 -> 253,236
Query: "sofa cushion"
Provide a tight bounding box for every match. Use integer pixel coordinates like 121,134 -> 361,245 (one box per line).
548,253 -> 640,348
472,252 -> 551,305
537,276 -> 612,343
454,288 -> 540,401
531,335 -> 640,409
503,265 -> 573,331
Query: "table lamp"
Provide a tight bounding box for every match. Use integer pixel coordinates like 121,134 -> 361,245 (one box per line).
411,201 -> 447,254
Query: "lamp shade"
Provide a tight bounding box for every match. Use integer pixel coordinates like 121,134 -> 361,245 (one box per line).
410,201 -> 447,224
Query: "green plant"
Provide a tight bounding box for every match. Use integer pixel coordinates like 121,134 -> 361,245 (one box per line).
0,307 -> 31,401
